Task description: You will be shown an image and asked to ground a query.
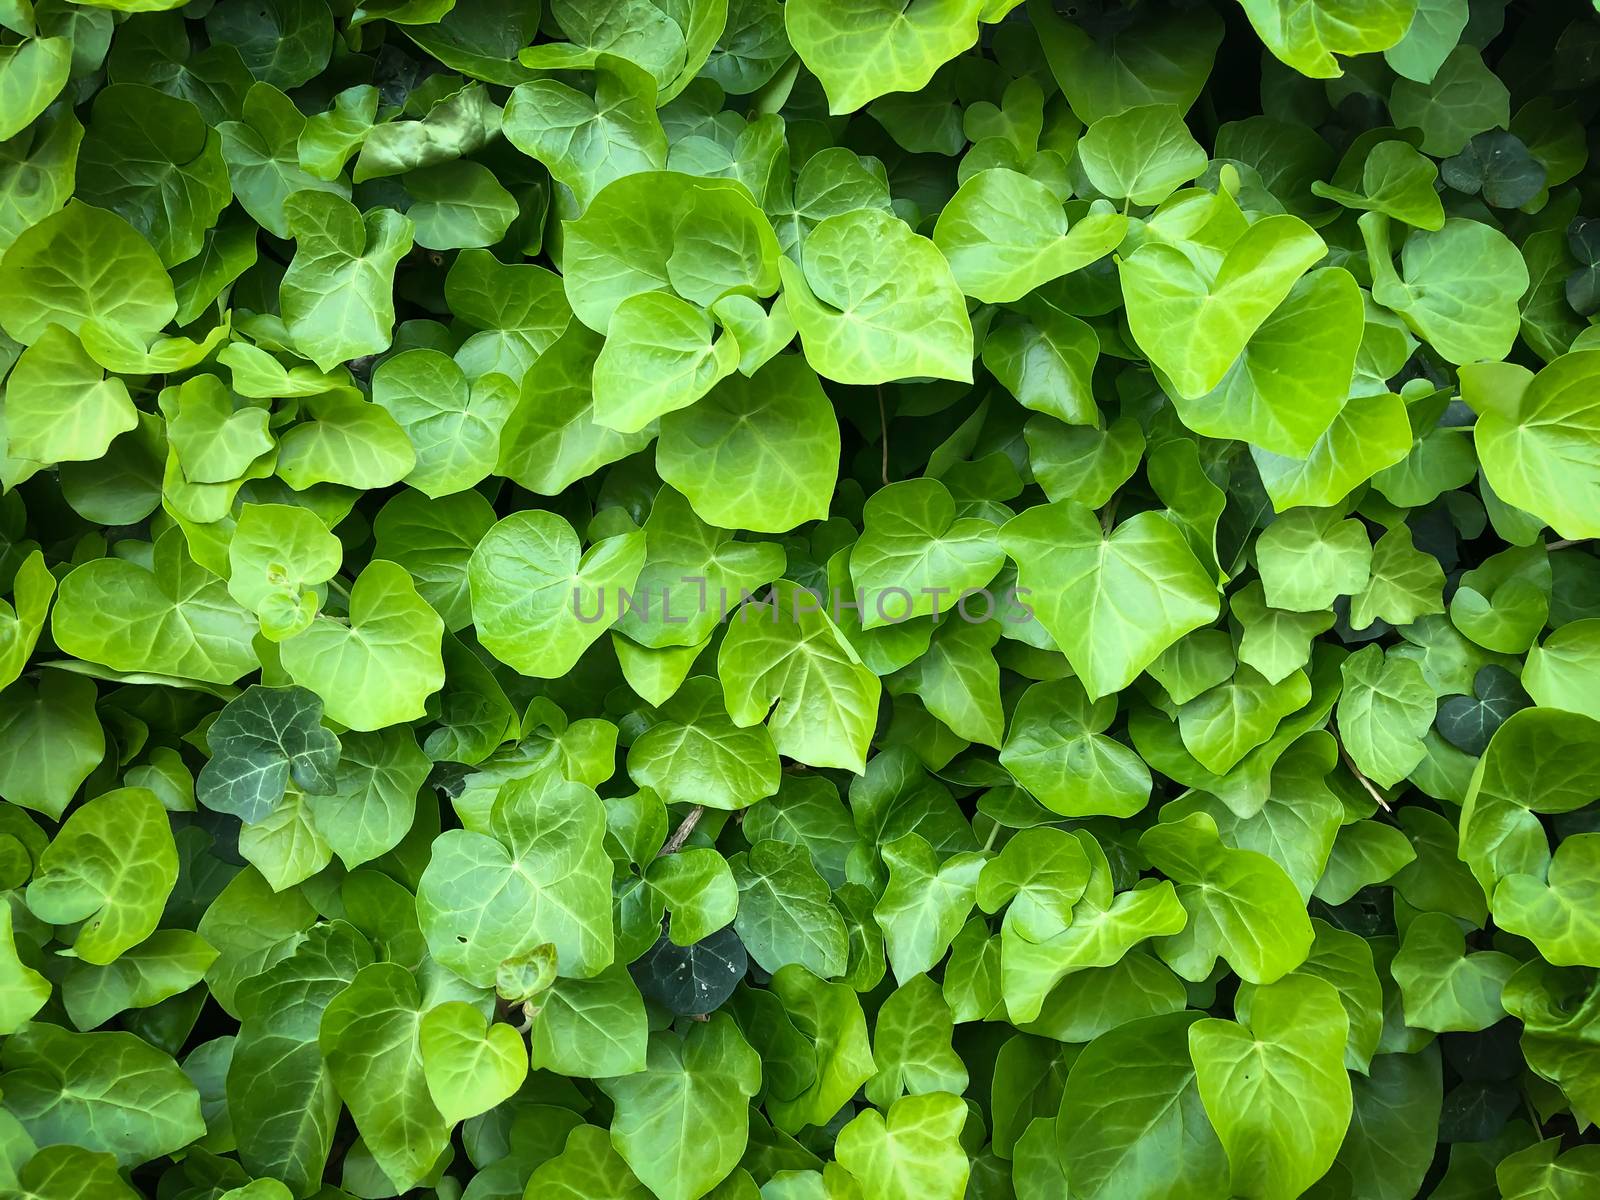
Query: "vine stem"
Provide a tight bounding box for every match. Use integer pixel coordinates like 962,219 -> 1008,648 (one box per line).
1547,537 -> 1591,551
659,805 -> 705,856
1336,735 -> 1392,813
877,386 -> 891,486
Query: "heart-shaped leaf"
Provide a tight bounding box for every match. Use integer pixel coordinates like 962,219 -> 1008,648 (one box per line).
419,1000 -> 527,1124
196,685 -> 340,823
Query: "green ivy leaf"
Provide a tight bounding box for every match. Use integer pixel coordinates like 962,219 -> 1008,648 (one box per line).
417,771 -> 613,984
1000,502 -> 1219,699
25,788 -> 176,965
279,560 -> 444,731
1189,975 -> 1353,1199
318,962 -> 449,1193
598,1014 -> 761,1200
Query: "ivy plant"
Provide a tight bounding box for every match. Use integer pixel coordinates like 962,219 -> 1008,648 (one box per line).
0,1 -> 1599,1198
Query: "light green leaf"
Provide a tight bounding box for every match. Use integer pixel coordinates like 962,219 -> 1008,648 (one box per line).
304,726 -> 429,869
502,55 -> 667,209
350,79 -> 498,179
784,0 -> 983,115
279,559 -> 444,731
0,672 -> 116,825
592,292 -> 740,434
598,1014 -> 761,1200
1384,0 -> 1469,82
419,1001 -> 527,1124
732,839 -> 848,978
417,771 -> 613,983
933,169 -> 1126,303
319,962 -> 449,1194
280,190 -> 412,372
14,1144 -> 142,1200
1168,268 -> 1362,458
1493,833 -> 1600,968
1313,820 -> 1417,905
226,503 -> 341,642
1236,0 -> 1416,78
1057,1011 -> 1229,1200
613,485 -> 786,650
875,832 -> 983,982
521,0 -> 726,103
0,37 -> 70,144
219,378 -> 363,514
1189,975 -> 1352,1200
1252,391 -> 1414,511
217,82 -> 348,241
834,1091 -> 970,1200
1495,1140 -> 1600,1200
529,965 -> 649,1078
1349,522 -> 1445,630
372,349 -> 516,498
1466,350 -> 1600,540
25,787 -> 174,964
984,302 -> 1100,426
1141,811 -> 1313,985
629,676 -> 780,811
1000,676 -> 1151,817
1121,213 -> 1326,399
1178,665 -> 1312,776
1256,507 -> 1371,613
1391,910 -> 1516,1032
496,324 -> 653,495
850,478 -> 1004,628
1336,645 -> 1435,788
779,209 -> 973,385
1526,619 -> 1600,721
0,903 -> 48,1034
0,1022 -> 203,1168
403,160 -> 517,251
656,357 -> 840,533
999,502 -> 1219,699
647,846 -> 738,943
0,109 -> 82,257
0,200 -> 174,343
1363,213 -> 1527,366
1001,880 -> 1188,1023
446,248 -> 572,383
867,975 -> 968,1108
718,581 -> 881,773
61,929 -> 216,1032
1079,104 -> 1207,206
1025,413 -> 1145,505
469,509 -> 646,678
561,170 -> 778,335
1310,141 -> 1444,229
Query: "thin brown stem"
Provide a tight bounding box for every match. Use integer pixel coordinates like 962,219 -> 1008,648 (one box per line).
1547,538 -> 1591,551
1336,735 -> 1392,813
659,805 -> 705,855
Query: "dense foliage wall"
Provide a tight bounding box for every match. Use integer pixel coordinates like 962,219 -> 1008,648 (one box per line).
1,0 -> 1600,1197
